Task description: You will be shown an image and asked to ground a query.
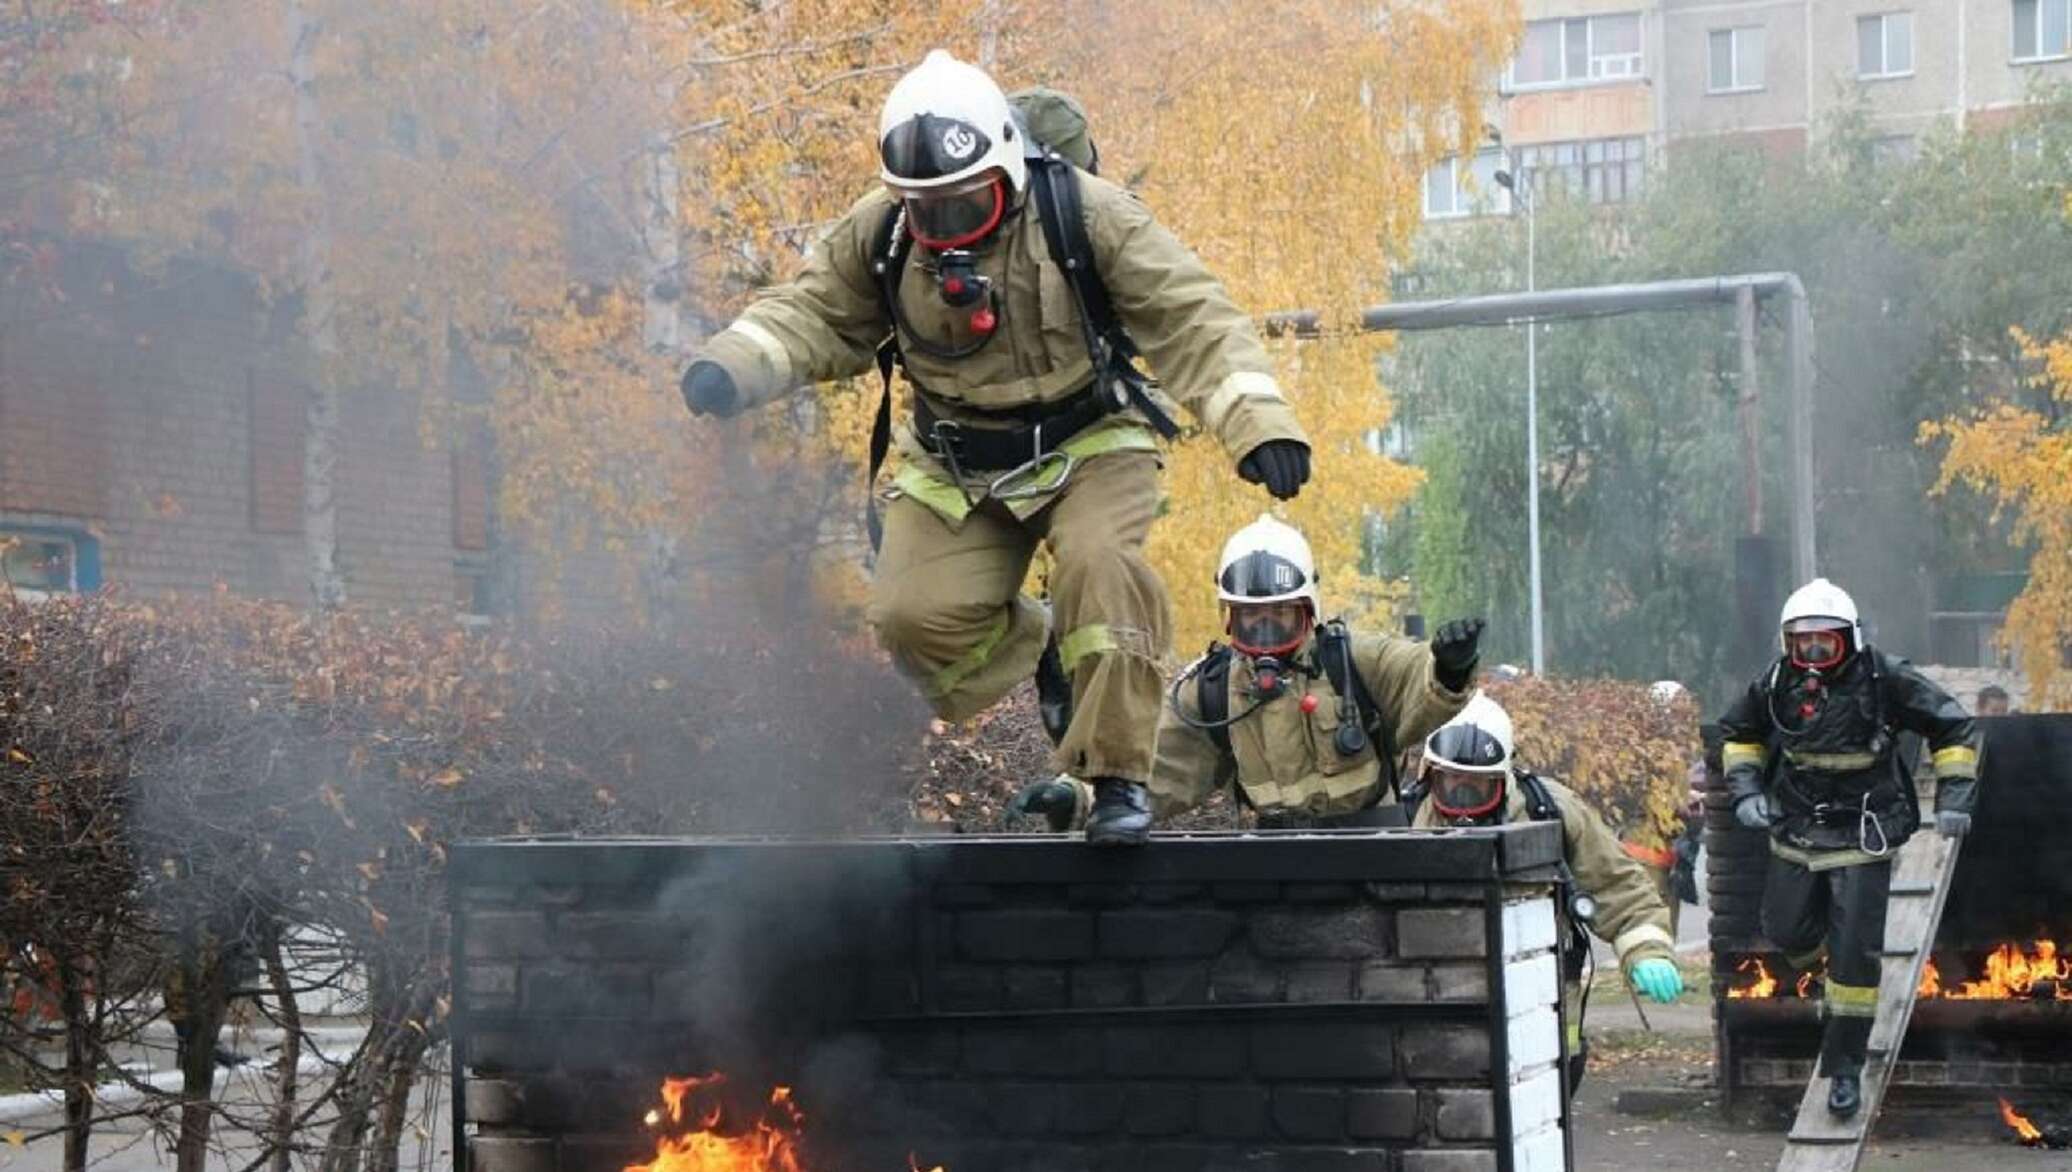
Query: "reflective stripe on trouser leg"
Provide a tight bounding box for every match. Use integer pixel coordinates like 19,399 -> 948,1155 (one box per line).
866,495 -> 1045,722
1034,451 -> 1168,784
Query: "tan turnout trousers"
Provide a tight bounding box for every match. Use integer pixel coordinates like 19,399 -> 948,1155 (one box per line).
867,451 -> 1168,783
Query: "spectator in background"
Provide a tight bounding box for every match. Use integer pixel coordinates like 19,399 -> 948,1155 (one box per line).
1976,685 -> 2011,717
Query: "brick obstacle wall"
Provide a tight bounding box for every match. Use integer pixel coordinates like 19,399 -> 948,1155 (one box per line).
1708,714 -> 2072,1098
451,828 -> 1574,1172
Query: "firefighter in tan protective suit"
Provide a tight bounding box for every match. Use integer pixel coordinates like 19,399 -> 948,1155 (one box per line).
1007,515 -> 1482,829
680,52 -> 1310,846
1413,695 -> 1683,1093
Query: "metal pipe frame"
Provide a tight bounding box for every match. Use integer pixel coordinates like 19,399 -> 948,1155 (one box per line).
1268,273 -> 1818,583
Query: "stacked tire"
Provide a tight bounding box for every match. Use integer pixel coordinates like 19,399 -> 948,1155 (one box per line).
1704,775 -> 1769,946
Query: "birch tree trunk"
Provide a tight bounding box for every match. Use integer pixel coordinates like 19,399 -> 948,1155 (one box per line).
287,0 -> 347,611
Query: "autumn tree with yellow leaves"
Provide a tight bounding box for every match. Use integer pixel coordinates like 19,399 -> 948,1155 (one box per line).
1925,317 -> 2072,710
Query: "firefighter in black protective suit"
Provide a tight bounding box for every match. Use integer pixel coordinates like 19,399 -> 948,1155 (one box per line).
1719,577 -> 1979,1118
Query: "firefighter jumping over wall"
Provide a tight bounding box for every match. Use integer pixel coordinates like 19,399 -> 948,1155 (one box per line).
1005,514 -> 1480,830
1718,577 -> 1980,1119
679,51 -> 1311,847
1411,694 -> 1684,1093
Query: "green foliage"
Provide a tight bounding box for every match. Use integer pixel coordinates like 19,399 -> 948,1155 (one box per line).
1388,92 -> 2072,698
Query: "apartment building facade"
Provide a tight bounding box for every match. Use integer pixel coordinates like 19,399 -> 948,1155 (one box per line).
1426,0 -> 2072,219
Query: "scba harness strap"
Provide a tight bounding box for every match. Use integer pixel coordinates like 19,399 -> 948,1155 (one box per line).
863,147 -> 1178,551
1193,620 -> 1400,807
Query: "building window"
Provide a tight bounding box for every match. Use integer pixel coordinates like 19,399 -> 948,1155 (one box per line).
2013,0 -> 2072,60
0,525 -> 101,596
1423,149 -> 1510,219
248,374 -> 305,534
1510,13 -> 1643,88
1708,26 -> 1766,92
452,434 -> 489,551
1516,136 -> 1647,205
1857,12 -> 1915,77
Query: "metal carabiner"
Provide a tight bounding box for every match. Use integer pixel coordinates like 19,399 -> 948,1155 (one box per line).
1858,796 -> 1891,857
987,421 -> 1076,501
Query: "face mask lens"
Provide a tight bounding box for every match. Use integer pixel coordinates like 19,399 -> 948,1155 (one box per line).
903,178 -> 1003,247
1431,768 -> 1500,816
1784,619 -> 1848,668
1229,601 -> 1307,655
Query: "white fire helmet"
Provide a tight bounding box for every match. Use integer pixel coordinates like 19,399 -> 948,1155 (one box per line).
1778,577 -> 1862,669
878,49 -> 1027,199
1422,693 -> 1516,820
1216,514 -> 1320,656
1648,680 -> 1688,708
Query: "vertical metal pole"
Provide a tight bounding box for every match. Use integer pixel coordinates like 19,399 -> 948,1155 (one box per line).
1735,285 -> 1764,536
1786,284 -> 1817,582
1525,192 -> 1546,676
450,899 -> 469,1172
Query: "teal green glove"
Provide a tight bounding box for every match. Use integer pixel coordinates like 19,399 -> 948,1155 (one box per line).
1630,958 -> 1684,1004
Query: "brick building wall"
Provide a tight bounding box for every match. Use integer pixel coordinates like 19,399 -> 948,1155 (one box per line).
452,830 -> 1573,1172
1,241 -> 483,611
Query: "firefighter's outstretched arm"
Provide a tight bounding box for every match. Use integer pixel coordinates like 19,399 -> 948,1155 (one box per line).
1086,178 -> 1311,495
1718,681 -> 1778,829
1884,654 -> 1981,837
1550,780 -> 1677,986
682,189 -> 895,417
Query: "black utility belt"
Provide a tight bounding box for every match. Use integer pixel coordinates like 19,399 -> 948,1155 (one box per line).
913,388 -> 1109,472
1786,788 -> 1894,827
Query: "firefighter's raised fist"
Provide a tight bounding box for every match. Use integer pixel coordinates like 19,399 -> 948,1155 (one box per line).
1238,440 -> 1311,500
1430,617 -> 1485,692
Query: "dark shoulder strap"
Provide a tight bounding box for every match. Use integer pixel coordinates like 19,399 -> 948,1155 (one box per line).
863,207 -> 910,554
1317,622 -> 1398,782
1197,644 -> 1233,757
1028,158 -> 1125,353
1026,157 -> 1179,439
1517,772 -> 1561,823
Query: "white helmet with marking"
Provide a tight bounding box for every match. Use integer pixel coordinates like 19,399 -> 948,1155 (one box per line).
1779,577 -> 1861,669
1422,692 -> 1516,820
1216,514 -> 1319,656
878,50 -> 1025,196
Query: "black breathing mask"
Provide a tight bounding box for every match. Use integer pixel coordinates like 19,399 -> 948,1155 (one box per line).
1248,656 -> 1288,701
933,250 -> 997,335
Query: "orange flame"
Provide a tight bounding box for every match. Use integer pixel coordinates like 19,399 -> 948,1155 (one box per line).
1725,956 -> 1778,999
1941,941 -> 2072,1000
626,1075 -> 947,1172
1918,959 -> 1942,999
2000,1097 -> 2043,1144
1724,942 -> 2071,1002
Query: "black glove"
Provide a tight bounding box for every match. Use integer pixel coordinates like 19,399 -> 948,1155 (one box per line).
1430,617 -> 1485,692
680,361 -> 741,418
1237,440 -> 1311,500
1005,777 -> 1080,832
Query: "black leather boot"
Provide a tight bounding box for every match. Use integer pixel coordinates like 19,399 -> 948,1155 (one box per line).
1826,1070 -> 1861,1117
1035,633 -> 1072,748
1085,778 -> 1151,846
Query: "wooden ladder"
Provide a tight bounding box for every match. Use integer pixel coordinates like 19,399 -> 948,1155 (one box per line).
1773,827 -> 1961,1172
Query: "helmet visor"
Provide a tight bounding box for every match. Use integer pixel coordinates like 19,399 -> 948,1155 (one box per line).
1219,548 -> 1309,602
1228,600 -> 1310,657
1427,766 -> 1505,820
1783,617 -> 1850,669
1423,722 -> 1507,773
900,175 -> 1005,249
